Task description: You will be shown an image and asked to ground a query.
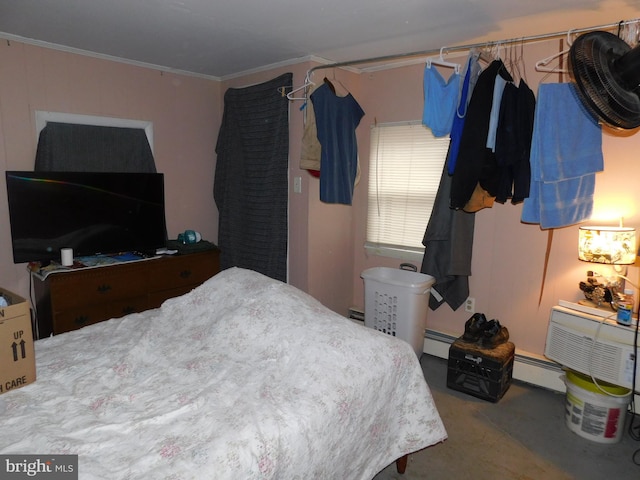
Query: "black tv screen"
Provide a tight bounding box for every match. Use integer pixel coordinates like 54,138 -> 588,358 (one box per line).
5,171 -> 167,264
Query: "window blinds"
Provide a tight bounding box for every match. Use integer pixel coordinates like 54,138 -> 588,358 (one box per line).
366,122 -> 450,255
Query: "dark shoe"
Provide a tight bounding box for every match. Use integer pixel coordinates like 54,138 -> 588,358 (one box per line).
480,319 -> 509,348
462,313 -> 487,342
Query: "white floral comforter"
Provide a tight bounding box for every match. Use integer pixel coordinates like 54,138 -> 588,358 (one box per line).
0,267 -> 446,479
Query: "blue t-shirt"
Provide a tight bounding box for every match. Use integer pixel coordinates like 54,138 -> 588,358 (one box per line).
311,83 -> 365,205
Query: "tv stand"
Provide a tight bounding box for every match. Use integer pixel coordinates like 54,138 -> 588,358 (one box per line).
32,249 -> 220,339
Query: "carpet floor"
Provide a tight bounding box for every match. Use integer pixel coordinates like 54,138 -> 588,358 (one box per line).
373,354 -> 640,480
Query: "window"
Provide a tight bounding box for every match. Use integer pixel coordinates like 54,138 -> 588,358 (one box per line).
34,111 -> 156,173
365,122 -> 450,260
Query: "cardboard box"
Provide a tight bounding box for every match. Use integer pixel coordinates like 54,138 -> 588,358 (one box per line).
0,288 -> 35,394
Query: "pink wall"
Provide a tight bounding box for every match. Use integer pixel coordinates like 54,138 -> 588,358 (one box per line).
2,37 -> 639,360
0,41 -> 221,299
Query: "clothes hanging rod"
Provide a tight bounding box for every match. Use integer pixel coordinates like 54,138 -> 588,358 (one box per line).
307,18 -> 639,75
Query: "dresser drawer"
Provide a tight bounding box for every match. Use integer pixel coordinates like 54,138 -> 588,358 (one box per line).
53,296 -> 149,334
148,252 -> 219,292
48,265 -> 149,311
33,250 -> 220,338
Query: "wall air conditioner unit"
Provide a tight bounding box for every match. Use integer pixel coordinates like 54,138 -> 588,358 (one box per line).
545,304 -> 639,391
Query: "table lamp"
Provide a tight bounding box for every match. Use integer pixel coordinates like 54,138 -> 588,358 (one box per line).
577,225 -> 636,308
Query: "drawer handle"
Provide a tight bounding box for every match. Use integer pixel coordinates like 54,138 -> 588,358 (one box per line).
179,270 -> 192,279
97,284 -> 112,293
74,315 -> 89,326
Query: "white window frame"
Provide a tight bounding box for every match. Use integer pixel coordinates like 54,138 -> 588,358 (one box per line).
365,121 -> 450,262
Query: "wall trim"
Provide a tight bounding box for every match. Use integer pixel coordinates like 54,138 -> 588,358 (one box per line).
0,32 -> 221,81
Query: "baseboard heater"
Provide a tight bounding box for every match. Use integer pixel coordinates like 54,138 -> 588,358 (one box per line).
348,307 -> 566,393
348,307 -> 365,323
423,329 -> 566,393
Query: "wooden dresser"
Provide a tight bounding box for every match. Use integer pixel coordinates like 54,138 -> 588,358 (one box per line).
32,249 -> 220,339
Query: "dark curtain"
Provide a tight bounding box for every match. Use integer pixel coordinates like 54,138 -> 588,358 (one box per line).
214,73 -> 291,282
34,122 -> 156,172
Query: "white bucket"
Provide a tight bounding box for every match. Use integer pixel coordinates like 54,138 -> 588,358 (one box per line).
564,369 -> 631,444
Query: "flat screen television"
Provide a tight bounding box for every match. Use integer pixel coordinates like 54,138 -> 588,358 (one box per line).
5,171 -> 167,264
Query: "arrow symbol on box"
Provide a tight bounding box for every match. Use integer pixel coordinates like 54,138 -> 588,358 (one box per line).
11,340 -> 26,361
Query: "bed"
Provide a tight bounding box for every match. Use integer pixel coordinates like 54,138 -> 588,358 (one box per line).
0,267 -> 447,479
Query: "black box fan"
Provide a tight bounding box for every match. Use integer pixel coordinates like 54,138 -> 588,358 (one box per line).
569,30 -> 640,130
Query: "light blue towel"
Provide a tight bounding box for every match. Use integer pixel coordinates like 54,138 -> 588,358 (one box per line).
521,83 -> 603,229
522,172 -> 596,228
534,83 -> 603,181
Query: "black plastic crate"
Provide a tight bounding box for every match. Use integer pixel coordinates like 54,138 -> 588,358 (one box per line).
446,338 -> 515,402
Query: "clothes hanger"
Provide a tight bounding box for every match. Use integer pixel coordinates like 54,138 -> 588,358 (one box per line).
323,76 -> 336,94
506,42 -> 519,83
619,20 -> 640,46
323,69 -> 351,96
486,41 -> 513,81
426,47 -> 461,74
283,71 -> 315,101
534,50 -> 569,73
534,30 -> 574,73
516,38 -> 528,84
478,49 -> 493,65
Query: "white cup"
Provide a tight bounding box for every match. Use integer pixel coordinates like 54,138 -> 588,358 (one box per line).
61,248 -> 73,266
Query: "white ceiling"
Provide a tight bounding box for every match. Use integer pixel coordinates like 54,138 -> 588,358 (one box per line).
0,1 -> 638,79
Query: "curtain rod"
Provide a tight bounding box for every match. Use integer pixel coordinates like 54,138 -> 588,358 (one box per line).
307,18 -> 639,75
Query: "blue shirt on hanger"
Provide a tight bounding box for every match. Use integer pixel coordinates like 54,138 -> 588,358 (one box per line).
311,82 -> 365,205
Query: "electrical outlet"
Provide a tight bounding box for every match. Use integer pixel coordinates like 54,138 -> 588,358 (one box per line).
464,297 -> 475,313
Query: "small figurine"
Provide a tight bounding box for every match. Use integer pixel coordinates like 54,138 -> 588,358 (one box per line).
578,271 -> 617,309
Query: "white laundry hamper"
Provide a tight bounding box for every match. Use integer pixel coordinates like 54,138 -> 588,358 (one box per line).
361,265 -> 435,358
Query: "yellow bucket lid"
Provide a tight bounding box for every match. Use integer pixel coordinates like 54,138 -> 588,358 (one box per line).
566,369 -> 631,396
